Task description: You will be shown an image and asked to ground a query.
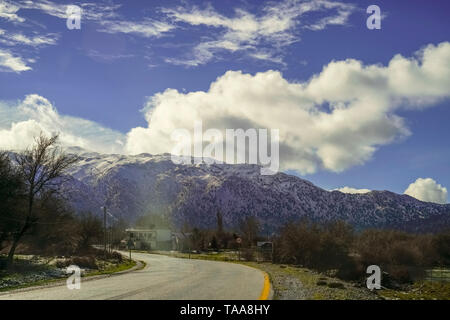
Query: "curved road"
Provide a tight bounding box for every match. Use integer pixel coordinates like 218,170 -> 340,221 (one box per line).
0,252 -> 270,300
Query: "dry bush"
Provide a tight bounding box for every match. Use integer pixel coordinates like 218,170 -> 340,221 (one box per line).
273,220 -> 450,285
70,256 -> 98,269
274,219 -> 354,273
356,229 -> 435,267
432,230 -> 450,266
336,257 -> 365,281
355,229 -> 435,284
241,248 -> 255,261
110,251 -> 123,263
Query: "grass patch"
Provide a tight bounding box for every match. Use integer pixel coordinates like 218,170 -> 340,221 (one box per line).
380,281 -> 450,300
87,259 -> 137,276
0,276 -> 67,293
328,282 -> 345,289
150,250 -> 235,262
0,256 -> 54,275
0,254 -> 138,293
425,268 -> 450,282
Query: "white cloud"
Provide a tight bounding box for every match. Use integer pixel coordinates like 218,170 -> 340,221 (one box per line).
1,42 -> 449,176
0,1 -> 24,22
15,0 -> 120,21
0,29 -> 59,47
125,42 -> 450,174
0,29 -> 59,74
15,0 -> 172,39
305,2 -> 354,31
0,49 -> 31,72
3,0 -> 356,67
98,19 -> 175,38
334,187 -> 371,194
0,95 -> 125,153
404,178 -> 448,204
162,0 -> 356,66
0,1 -> 65,73
85,49 -> 134,62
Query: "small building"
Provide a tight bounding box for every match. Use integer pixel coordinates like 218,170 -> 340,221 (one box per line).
125,228 -> 173,250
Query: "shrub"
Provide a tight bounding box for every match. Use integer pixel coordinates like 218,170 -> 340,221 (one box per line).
336,258 -> 364,281
355,229 -> 437,284
75,212 -> 103,253
241,248 -> 255,261
55,260 -> 70,268
71,256 -> 98,269
274,219 -> 322,265
274,219 -> 354,272
386,265 -> 414,284
272,220 -> 450,285
110,251 -> 123,263
432,231 -> 450,266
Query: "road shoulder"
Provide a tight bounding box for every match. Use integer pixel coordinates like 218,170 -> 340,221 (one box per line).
0,257 -> 144,296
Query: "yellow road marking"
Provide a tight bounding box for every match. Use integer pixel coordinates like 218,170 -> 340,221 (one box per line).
259,272 -> 271,300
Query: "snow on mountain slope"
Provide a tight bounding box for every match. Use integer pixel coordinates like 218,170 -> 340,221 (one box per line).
63,151 -> 450,233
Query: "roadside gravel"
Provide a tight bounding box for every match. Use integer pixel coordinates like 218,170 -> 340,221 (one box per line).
245,262 -> 380,300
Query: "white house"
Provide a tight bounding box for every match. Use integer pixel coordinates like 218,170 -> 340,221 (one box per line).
125,228 -> 173,250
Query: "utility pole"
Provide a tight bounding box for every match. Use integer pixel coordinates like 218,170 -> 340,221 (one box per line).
109,227 -> 112,254
103,206 -> 107,258
128,233 -> 132,261
238,244 -> 241,261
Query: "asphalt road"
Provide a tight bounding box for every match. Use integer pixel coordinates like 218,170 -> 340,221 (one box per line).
0,252 -> 269,300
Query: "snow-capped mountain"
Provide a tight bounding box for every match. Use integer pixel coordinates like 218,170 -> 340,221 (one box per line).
63,151 -> 450,233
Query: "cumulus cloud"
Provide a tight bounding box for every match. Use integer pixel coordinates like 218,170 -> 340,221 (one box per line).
125,42 -> 450,174
1,42 -> 450,176
334,187 -> 371,194
0,48 -> 31,72
404,178 -> 448,204
0,95 -> 125,153
162,0 -> 356,66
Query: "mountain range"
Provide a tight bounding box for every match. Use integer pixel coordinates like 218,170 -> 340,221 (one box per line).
62,149 -> 450,233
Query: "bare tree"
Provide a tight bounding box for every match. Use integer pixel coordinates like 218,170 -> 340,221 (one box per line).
0,152 -> 24,252
7,133 -> 78,267
239,216 -> 260,247
76,212 -> 103,252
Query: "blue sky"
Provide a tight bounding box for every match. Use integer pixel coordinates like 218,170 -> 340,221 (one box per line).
0,0 -> 449,203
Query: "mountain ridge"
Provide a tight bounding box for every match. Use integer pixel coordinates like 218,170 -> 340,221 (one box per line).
60,151 -> 450,233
